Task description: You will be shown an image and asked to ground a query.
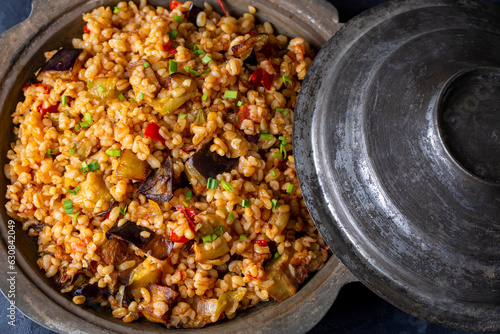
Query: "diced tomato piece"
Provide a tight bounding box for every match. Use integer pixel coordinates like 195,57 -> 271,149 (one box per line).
170,231 -> 189,243
170,1 -> 182,10
83,25 -> 91,34
162,41 -> 178,57
40,103 -> 60,118
251,68 -> 263,87
179,204 -> 197,233
253,239 -> 268,247
144,122 -> 166,144
261,70 -> 275,90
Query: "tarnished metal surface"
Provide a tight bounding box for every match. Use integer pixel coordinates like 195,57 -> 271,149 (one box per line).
294,0 -> 500,331
0,0 -> 347,333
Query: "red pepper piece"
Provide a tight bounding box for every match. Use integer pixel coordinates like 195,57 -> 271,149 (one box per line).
250,68 -> 263,87
253,239 -> 268,247
170,231 -> 189,243
236,105 -> 250,127
40,103 -> 60,118
83,25 -> 91,34
144,122 -> 166,144
261,70 -> 275,91
217,0 -> 229,16
179,204 -> 197,233
170,0 -> 182,10
162,41 -> 178,57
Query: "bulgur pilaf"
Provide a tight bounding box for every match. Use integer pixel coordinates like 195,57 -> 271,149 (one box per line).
5,0 -> 328,328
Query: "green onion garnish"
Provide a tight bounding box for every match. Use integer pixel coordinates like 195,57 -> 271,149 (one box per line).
63,199 -> 74,215
113,6 -> 120,13
220,180 -> 233,192
186,190 -> 192,201
69,148 -> 76,155
46,148 -> 58,157
139,92 -> 144,100
61,95 -> 67,105
202,93 -> 208,101
193,45 -> 205,56
237,100 -> 243,107
106,149 -> 121,157
84,112 -> 92,124
207,177 -> 218,189
98,86 -> 105,93
119,205 -> 128,215
196,223 -> 202,231
80,122 -> 89,128
87,81 -> 92,89
174,15 -> 183,22
276,108 -> 284,112
284,109 -> 290,115
271,198 -> 282,210
242,199 -> 250,208
179,113 -> 187,119
223,90 -> 238,99
282,75 -> 292,86
273,252 -> 279,259
270,169 -> 276,177
273,152 -> 282,159
279,136 -> 286,141
185,66 -> 200,76
67,186 -> 80,196
204,68 -> 210,73
73,212 -> 80,222
182,200 -> 190,207
286,184 -> 294,193
202,55 -> 212,64
202,235 -> 213,243
239,234 -> 247,239
169,59 -> 177,74
143,62 -> 150,68
88,160 -> 100,172
261,134 -> 273,140
80,161 -> 89,173
229,212 -> 235,222
168,29 -> 178,39
118,93 -> 125,102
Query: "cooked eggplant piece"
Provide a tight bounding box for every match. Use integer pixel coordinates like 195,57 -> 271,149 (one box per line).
137,157 -> 173,202
186,3 -> 204,26
106,220 -> 153,249
152,74 -> 197,115
73,283 -> 107,305
185,141 -> 238,188
106,220 -> 173,260
268,211 -> 290,234
87,77 -> 119,100
231,34 -> 268,65
115,149 -> 149,181
127,257 -> 162,300
71,172 -> 113,214
214,289 -> 247,321
127,59 -> 161,99
137,283 -> 179,323
194,237 -> 230,262
39,48 -> 83,72
261,250 -> 298,302
142,234 -> 173,260
99,238 -> 130,266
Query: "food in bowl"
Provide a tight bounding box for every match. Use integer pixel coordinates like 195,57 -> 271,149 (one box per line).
4,0 -> 328,328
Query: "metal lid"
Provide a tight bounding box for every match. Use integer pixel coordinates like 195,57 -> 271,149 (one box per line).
294,0 -> 500,331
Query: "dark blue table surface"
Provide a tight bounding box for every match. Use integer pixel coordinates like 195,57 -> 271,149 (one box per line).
1,1 -> 499,333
